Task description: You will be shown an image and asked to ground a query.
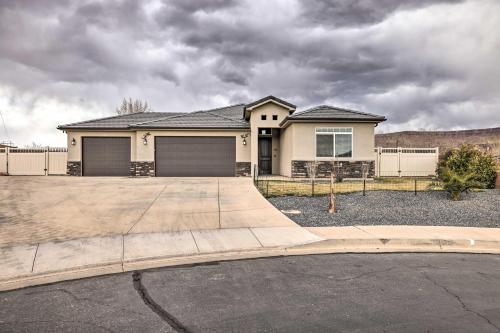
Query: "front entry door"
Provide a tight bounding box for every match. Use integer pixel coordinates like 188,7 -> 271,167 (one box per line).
258,138 -> 272,174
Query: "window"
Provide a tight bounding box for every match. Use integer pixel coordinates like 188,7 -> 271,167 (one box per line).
272,115 -> 278,120
261,115 -> 267,120
316,134 -> 334,157
315,128 -> 352,158
335,134 -> 352,157
259,128 -> 272,135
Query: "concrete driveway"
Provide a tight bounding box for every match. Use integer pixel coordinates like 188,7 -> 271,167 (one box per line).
0,176 -> 297,246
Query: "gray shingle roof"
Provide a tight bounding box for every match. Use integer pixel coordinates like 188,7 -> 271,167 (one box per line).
57,104 -> 249,130
57,112 -> 186,129
285,105 -> 386,122
202,104 -> 246,120
132,108 -> 249,129
58,102 -> 385,130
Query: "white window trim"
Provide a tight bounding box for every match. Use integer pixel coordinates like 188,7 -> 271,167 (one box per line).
314,127 -> 354,160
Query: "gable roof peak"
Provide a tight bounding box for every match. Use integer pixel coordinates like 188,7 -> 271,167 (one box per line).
244,95 -> 296,120
245,95 -> 296,110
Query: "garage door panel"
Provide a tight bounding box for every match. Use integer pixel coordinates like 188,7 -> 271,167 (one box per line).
83,137 -> 131,176
155,137 -> 235,177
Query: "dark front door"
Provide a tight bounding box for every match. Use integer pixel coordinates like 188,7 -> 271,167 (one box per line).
258,138 -> 272,174
155,136 -> 236,177
82,137 -> 131,176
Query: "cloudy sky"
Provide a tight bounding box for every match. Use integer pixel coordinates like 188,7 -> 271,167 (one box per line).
0,0 -> 499,146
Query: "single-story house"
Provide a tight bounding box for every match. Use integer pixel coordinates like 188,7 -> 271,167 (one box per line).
57,96 -> 386,177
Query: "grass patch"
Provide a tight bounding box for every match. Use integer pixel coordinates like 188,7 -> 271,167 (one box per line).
256,178 -> 442,197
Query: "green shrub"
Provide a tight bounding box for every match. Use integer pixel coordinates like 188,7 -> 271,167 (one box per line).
439,167 -> 484,200
438,144 -> 497,190
470,153 -> 497,188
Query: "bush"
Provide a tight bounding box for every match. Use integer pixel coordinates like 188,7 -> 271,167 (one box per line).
439,167 -> 484,200
471,153 -> 497,188
437,144 -> 497,195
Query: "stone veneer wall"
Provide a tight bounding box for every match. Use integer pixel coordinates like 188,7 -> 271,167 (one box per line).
67,161 -> 156,176
131,161 -> 155,177
67,161 -> 82,176
291,160 -> 375,178
236,162 -> 251,177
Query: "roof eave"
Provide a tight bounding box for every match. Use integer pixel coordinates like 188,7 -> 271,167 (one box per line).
58,125 -> 251,131
129,126 -> 250,130
279,117 -> 386,128
57,126 -> 134,131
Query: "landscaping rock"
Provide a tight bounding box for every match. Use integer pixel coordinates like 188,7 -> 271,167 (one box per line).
269,190 -> 500,228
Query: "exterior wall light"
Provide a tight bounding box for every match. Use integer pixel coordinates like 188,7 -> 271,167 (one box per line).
142,132 -> 151,145
241,133 -> 249,146
71,138 -> 76,146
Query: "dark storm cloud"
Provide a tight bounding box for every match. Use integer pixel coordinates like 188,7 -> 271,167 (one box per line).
298,0 -> 464,27
212,59 -> 249,86
0,0 -> 498,145
154,0 -> 237,30
0,0 -> 180,87
151,0 -> 470,105
165,0 -> 237,13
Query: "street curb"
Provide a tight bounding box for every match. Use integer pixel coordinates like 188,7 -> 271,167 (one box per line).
1,238 -> 500,292
285,238 -> 500,255
0,249 -> 288,292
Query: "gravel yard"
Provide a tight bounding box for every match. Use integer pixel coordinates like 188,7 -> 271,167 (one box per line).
269,190 -> 500,228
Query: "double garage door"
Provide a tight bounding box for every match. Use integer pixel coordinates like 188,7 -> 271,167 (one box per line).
82,136 -> 236,177
155,137 -> 235,177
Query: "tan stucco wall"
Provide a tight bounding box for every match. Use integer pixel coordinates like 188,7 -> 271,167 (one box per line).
279,125 -> 293,176
271,130 -> 280,174
66,130 -> 137,162
66,119 -> 377,177
249,103 -> 292,175
66,129 -> 250,163
289,122 -> 377,161
66,129 -> 250,162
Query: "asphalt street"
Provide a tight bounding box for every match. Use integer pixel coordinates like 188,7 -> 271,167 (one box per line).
1,253 -> 500,332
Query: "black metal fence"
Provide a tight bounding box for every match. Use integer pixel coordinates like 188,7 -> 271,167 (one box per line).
254,171 -> 443,198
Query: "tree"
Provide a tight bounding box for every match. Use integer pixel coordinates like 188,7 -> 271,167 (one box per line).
25,142 -> 42,148
361,162 -> 370,179
116,98 -> 153,115
305,161 -> 318,196
328,161 -> 343,213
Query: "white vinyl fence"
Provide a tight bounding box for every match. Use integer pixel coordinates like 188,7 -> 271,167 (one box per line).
374,147 -> 439,177
0,147 -> 67,176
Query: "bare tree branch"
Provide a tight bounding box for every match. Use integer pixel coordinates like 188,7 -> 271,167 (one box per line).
116,98 -> 153,115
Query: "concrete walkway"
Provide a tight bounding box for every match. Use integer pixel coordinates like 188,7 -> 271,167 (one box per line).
0,226 -> 323,291
2,225 -> 500,292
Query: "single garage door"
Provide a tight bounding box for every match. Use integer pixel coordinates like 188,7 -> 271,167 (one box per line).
82,137 -> 131,176
155,136 -> 236,177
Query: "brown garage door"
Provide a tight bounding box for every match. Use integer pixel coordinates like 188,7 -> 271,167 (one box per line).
155,137 -> 236,177
82,137 -> 131,176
